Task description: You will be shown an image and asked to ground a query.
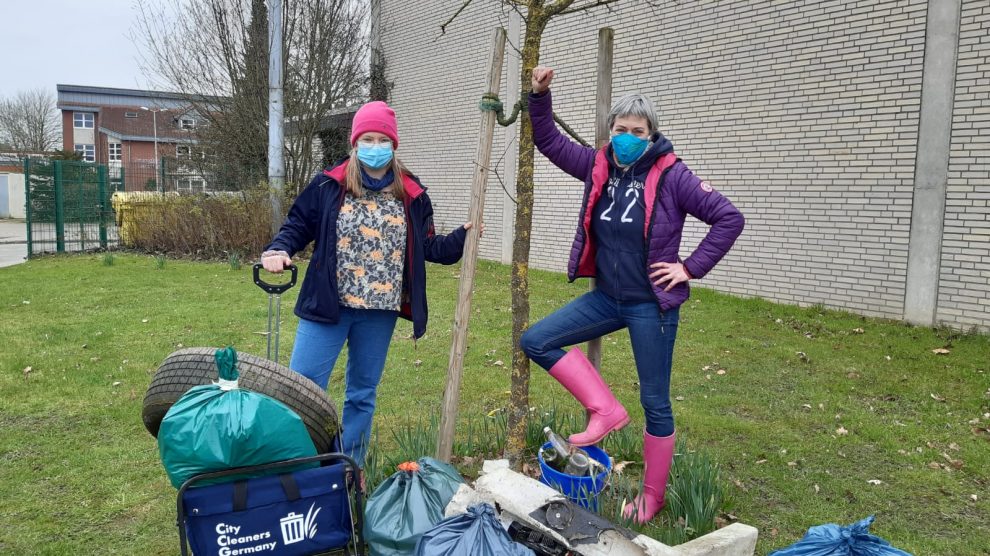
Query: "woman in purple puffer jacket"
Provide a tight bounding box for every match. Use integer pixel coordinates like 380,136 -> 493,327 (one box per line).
520,66 -> 744,524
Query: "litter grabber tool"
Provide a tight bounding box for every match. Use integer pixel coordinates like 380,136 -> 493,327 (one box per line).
254,263 -> 298,364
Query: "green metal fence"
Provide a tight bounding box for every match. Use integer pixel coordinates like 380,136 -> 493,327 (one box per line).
24,159 -> 120,257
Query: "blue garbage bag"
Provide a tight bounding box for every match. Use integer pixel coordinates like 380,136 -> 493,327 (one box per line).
769,515 -> 913,556
363,457 -> 464,556
414,503 -> 534,556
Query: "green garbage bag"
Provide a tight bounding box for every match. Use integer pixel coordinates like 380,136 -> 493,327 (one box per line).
158,347 -> 317,488
364,457 -> 464,556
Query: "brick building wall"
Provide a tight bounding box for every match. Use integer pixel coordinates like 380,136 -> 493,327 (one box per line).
378,0 -> 989,330
938,0 -> 990,330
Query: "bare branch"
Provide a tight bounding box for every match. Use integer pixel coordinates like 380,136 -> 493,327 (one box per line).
544,0 -> 577,18
557,0 -> 619,16
482,134 -> 519,204
440,0 -> 476,35
500,0 -> 528,22
133,0 -> 368,190
0,88 -> 60,152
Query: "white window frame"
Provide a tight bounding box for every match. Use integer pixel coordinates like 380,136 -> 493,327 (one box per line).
179,117 -> 195,130
73,112 -> 94,129
177,177 -> 207,193
108,142 -> 122,162
74,144 -> 95,162
176,145 -> 191,159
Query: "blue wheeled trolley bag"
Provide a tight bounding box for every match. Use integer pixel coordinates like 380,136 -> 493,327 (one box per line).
173,265 -> 365,555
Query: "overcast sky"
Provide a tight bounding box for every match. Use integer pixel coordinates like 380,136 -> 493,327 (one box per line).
0,0 -> 156,99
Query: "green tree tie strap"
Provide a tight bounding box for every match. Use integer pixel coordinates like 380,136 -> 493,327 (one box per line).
479,93 -> 590,147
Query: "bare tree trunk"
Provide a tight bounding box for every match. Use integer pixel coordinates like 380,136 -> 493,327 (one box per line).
506,5 -> 550,468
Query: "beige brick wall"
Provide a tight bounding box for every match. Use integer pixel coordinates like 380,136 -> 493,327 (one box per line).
374,0 -> 516,259
378,0 -> 988,330
938,0 -> 990,330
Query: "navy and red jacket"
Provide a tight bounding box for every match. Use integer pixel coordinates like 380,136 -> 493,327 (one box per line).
265,160 -> 467,339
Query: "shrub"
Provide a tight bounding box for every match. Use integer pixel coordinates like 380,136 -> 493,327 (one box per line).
120,187 -> 276,258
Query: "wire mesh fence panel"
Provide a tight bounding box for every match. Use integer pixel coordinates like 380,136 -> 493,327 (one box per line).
25,159 -> 118,257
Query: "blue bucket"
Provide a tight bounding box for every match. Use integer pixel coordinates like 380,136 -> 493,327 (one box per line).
537,442 -> 611,510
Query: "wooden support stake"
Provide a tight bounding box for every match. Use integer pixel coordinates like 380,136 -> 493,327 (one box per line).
587,27 -> 614,371
437,28 -> 507,462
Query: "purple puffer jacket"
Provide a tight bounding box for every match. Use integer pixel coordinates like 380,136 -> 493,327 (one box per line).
529,90 -> 744,311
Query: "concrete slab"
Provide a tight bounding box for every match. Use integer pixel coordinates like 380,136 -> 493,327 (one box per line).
456,462 -> 757,556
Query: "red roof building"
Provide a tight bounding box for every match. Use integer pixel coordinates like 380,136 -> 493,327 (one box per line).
57,84 -> 209,192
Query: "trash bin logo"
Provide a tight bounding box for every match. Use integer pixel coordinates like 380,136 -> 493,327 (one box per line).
280,502 -> 321,545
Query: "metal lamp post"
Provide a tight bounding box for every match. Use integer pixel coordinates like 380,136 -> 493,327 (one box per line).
140,106 -> 162,192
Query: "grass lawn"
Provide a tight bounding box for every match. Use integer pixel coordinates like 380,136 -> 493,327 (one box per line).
0,253 -> 988,554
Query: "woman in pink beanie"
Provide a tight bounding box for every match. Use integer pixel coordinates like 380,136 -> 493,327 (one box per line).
261,100 -> 476,471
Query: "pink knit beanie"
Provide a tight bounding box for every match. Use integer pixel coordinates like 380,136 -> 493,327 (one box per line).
350,101 -> 399,148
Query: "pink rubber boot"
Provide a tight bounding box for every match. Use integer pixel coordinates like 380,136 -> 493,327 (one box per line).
622,430 -> 676,524
547,348 -> 630,446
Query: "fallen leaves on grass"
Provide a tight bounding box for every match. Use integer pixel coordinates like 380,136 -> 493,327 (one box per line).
836,426 -> 849,435
867,479 -> 883,485
852,328 -> 865,334
612,461 -> 633,474
942,453 -> 964,469
931,348 -> 950,355
930,393 -> 946,402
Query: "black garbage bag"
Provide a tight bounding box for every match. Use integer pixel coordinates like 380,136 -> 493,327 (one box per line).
414,503 -> 535,556
769,515 -> 913,556
364,458 -> 463,556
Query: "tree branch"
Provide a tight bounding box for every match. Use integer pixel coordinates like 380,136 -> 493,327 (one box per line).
544,0 -> 577,18
499,0 -> 527,22
440,0 -> 476,35
557,0 -> 619,16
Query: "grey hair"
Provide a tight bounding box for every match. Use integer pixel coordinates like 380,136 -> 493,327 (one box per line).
607,93 -> 659,133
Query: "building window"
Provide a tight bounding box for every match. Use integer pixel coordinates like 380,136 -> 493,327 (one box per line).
73,112 -> 94,129
108,142 -> 122,162
178,178 -> 206,193
125,111 -> 138,118
176,145 -> 191,158
74,144 -> 95,162
179,117 -> 195,130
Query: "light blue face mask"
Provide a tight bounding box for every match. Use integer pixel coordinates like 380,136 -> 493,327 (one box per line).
357,144 -> 393,169
611,133 -> 649,165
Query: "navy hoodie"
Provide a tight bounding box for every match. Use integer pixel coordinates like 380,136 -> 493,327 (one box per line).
590,132 -> 675,302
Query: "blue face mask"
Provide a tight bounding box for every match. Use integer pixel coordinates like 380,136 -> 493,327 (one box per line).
611,133 -> 649,166
357,144 -> 393,169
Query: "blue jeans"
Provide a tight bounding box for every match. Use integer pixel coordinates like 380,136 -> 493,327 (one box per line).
289,308 -> 399,467
520,289 -> 680,437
